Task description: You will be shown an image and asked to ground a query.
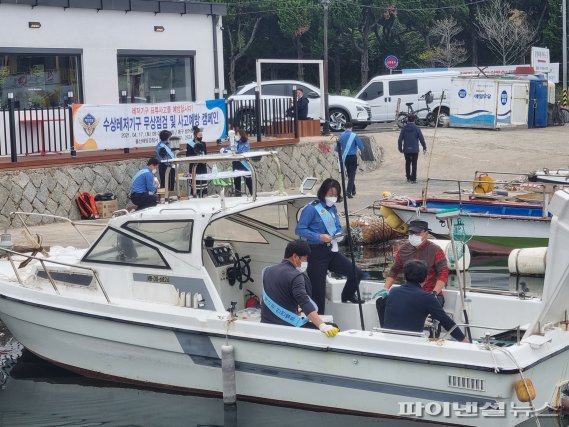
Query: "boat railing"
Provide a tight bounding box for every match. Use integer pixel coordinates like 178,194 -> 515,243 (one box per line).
0,247 -> 111,304
423,178 -> 549,218
371,327 -> 428,338
440,323 -> 522,344
10,212 -> 105,246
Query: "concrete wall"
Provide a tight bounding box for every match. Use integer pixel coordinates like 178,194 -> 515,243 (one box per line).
0,137 -> 382,227
0,4 -> 224,103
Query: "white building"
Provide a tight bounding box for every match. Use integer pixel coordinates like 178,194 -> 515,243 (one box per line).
0,0 -> 226,107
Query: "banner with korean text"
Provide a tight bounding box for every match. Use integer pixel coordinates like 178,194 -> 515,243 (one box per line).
72,99 -> 226,151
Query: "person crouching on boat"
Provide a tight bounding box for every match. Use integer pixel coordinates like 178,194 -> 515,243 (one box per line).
261,240 -> 339,337
383,260 -> 469,343
130,158 -> 160,211
296,178 -> 363,314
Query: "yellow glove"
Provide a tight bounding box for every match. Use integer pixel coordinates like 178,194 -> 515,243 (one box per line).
319,323 -> 339,337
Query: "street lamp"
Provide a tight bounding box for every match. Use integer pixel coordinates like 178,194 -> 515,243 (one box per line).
321,0 -> 330,134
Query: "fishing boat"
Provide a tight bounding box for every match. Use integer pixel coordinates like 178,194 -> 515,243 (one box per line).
528,168 -> 569,185
379,195 -> 550,255
1,152 -> 569,426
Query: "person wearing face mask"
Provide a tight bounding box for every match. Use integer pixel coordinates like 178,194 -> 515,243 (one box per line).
155,130 -> 175,191
384,219 -> 448,301
186,128 -> 208,197
261,240 -> 339,337
295,178 -> 363,314
130,158 -> 160,210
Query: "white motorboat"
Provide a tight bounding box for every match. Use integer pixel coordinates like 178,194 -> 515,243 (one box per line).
1,153 -> 569,426
529,168 -> 569,185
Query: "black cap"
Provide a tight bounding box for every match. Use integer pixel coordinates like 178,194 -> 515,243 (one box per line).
408,219 -> 430,232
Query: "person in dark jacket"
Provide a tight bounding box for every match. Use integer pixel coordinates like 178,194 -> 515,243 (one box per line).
155,130 -> 175,191
286,88 -> 309,120
186,128 -> 208,197
261,240 -> 339,337
383,260 -> 469,343
398,115 -> 426,183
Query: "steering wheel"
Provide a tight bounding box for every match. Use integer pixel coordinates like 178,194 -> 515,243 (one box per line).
229,253 -> 254,289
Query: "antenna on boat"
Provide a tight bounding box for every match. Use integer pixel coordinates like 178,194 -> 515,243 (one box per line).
436,209 -> 472,342
421,90 -> 446,207
336,138 -> 365,331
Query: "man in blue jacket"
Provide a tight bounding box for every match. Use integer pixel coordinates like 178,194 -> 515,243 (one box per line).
398,115 -> 426,183
383,260 -> 469,343
336,122 -> 365,198
155,130 -> 175,191
130,158 -> 160,210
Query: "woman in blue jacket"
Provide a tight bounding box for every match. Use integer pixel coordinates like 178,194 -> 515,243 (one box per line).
232,129 -> 253,196
295,178 -> 363,314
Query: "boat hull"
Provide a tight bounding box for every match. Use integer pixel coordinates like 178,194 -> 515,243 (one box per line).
381,200 -> 550,255
0,293 -> 560,427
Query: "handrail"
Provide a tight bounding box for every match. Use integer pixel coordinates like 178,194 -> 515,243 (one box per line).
440,323 -> 521,344
372,327 -> 428,338
1,247 -> 111,304
10,212 -> 100,246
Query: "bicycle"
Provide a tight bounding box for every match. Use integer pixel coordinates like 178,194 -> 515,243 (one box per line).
396,91 -> 446,128
551,100 -> 569,126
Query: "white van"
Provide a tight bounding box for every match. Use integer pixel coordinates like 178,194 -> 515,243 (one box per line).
355,71 -> 459,122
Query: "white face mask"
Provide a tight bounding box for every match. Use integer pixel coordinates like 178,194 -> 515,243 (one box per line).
325,196 -> 337,207
151,168 -> 158,175
409,234 -> 423,247
297,261 -> 308,273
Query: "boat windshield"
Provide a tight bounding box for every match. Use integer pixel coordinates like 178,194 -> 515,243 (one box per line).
122,220 -> 193,253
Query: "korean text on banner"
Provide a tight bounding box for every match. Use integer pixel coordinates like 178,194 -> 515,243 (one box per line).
72,99 -> 227,151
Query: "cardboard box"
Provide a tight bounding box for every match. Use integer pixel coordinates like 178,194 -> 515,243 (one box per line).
95,199 -> 119,219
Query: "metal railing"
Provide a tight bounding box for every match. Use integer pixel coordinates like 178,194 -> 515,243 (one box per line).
440,323 -> 522,344
1,247 -> 111,304
1,97 -> 74,161
226,97 -> 296,141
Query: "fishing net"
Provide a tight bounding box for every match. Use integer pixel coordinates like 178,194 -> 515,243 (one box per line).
444,216 -> 474,263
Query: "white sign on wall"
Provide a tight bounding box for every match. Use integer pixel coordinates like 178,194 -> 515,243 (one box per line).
72,99 -> 227,151
531,47 -> 551,74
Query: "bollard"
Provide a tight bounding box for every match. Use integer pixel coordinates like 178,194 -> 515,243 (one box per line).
563,90 -> 568,108
221,344 -> 236,404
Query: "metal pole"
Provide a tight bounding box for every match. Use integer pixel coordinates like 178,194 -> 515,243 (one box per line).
7,93 -> 17,163
212,14 -> 220,99
336,139 -> 365,331
255,88 -> 262,142
67,91 -> 76,157
322,0 -> 330,134
563,0 -> 567,95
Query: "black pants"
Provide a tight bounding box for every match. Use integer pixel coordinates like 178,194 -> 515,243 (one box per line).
232,161 -> 252,196
130,192 -> 157,210
345,155 -> 358,195
307,244 -> 363,314
404,152 -> 418,182
158,163 -> 175,191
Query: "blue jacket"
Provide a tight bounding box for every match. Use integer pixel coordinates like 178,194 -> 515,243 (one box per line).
398,123 -> 426,154
336,130 -> 365,156
236,138 -> 250,154
156,140 -> 174,164
131,167 -> 157,194
383,282 -> 465,341
296,200 -> 342,245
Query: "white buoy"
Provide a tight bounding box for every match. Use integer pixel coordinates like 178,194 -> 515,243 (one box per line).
508,247 -> 547,276
431,239 -> 471,271
221,344 -> 236,405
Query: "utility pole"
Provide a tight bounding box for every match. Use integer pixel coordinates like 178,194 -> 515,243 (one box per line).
321,0 -> 330,134
563,0 -> 567,106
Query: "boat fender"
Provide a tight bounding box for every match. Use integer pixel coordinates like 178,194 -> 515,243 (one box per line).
514,378 -> 536,402
221,344 -> 237,405
508,248 -> 547,276
379,206 -> 408,233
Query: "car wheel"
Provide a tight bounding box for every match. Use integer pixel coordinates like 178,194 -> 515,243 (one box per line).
396,112 -> 408,129
329,109 -> 350,131
432,107 -> 449,127
235,109 -> 257,134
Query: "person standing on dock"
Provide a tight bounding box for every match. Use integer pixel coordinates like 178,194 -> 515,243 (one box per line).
397,115 -> 426,184
155,130 -> 175,191
335,122 -> 365,198
296,178 -> 363,314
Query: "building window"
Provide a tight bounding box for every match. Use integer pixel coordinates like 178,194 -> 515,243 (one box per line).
117,54 -> 195,104
0,52 -> 83,107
